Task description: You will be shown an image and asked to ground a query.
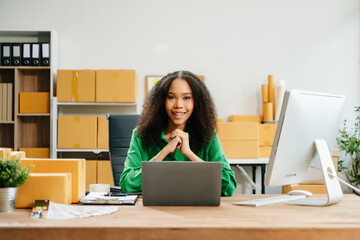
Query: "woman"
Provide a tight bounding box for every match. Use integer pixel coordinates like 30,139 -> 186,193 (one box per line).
120,70 -> 237,196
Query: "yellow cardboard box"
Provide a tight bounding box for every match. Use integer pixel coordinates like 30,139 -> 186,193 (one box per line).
57,70 -> 96,102
9,151 -> 25,160
259,124 -> 277,146
221,140 -> 259,159
16,173 -> 72,208
96,70 -> 138,103
58,116 -> 97,149
97,117 -> 109,149
19,148 -> 50,158
217,122 -> 259,141
86,160 -> 97,192
19,92 -> 50,113
230,115 -> 261,124
20,158 -> 86,203
0,148 -> 11,159
97,160 -> 114,186
282,184 -> 326,194
259,146 -> 272,158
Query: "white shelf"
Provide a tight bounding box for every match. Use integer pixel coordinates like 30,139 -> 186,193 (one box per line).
56,149 -> 109,154
57,102 -> 137,106
227,158 -> 269,165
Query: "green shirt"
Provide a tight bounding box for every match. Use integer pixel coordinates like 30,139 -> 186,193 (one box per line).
119,129 -> 237,196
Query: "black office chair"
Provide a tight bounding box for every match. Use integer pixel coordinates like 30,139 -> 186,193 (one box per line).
107,114 -> 140,187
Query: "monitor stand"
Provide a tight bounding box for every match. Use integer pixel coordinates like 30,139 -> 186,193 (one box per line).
287,139 -> 343,206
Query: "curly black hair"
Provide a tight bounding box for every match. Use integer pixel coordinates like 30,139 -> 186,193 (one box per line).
137,70 -> 217,154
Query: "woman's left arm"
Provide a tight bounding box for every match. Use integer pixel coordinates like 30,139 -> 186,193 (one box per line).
206,133 -> 237,196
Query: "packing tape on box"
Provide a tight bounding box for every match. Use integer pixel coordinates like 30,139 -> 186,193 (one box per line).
89,184 -> 110,193
71,71 -> 80,102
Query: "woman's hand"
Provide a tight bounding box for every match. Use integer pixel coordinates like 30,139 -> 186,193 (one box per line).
170,129 -> 191,156
155,136 -> 182,161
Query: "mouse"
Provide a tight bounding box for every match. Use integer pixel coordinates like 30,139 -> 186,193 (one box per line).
287,190 -> 313,197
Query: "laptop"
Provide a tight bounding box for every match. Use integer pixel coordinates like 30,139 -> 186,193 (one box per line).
142,161 -> 222,206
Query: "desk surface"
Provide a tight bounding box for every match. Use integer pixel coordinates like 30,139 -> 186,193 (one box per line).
1,194 -> 360,240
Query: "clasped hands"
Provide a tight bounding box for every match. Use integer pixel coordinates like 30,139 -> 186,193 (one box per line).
166,129 -> 191,156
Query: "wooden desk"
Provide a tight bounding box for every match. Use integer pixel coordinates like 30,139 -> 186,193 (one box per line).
1,194 -> 360,240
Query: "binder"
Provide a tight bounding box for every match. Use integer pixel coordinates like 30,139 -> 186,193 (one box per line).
40,42 -> 50,66
31,43 -> 40,66
7,83 -> 13,121
11,43 -> 21,66
1,43 -> 11,66
21,43 -> 31,66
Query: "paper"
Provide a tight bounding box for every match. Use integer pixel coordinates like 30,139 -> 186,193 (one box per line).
80,192 -> 138,205
46,201 -> 118,219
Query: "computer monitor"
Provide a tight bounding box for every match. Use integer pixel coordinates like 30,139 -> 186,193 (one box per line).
265,89 -> 346,206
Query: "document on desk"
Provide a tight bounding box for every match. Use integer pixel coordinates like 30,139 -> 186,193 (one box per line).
80,192 -> 138,205
46,201 -> 118,220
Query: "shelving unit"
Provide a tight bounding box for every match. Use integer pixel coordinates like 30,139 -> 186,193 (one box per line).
51,97 -> 138,158
0,30 -> 58,154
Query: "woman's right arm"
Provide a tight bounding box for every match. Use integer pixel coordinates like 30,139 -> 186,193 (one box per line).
119,130 -> 148,192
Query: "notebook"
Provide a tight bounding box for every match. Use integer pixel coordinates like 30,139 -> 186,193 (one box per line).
142,161 -> 222,206
80,192 -> 138,205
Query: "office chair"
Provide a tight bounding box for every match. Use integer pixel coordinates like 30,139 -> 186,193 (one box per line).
107,114 -> 140,187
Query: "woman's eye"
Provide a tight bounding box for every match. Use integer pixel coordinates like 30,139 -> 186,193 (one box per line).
184,96 -> 191,100
168,96 -> 175,100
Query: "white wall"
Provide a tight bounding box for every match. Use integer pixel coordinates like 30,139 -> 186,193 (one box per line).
0,0 -> 358,120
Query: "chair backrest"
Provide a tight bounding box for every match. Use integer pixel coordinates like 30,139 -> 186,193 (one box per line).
107,114 -> 140,186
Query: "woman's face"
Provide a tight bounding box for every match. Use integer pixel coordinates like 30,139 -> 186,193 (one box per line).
165,78 -> 194,130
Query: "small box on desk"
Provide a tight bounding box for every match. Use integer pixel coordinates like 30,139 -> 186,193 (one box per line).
0,148 -> 11,159
57,70 -> 96,102
9,151 -> 25,160
19,92 -> 50,113
95,70 -> 138,103
58,116 -> 97,149
16,173 -> 72,208
20,158 -> 86,203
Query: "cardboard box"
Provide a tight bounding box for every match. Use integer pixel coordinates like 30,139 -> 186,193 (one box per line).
217,122 -> 259,141
16,173 -> 72,208
259,146 -> 272,158
9,151 -> 25,160
230,115 -> 261,124
20,158 -> 86,203
86,160 -> 97,192
19,92 -> 50,113
57,70 -> 96,102
97,116 -> 109,149
217,118 -> 224,123
97,160 -> 114,186
19,148 -> 50,158
221,140 -> 259,159
58,116 -> 97,149
259,124 -> 277,146
96,70 -> 138,103
0,148 -> 11,159
282,184 -> 327,194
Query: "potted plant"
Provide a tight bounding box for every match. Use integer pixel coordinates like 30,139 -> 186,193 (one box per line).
336,106 -> 360,194
0,158 -> 31,212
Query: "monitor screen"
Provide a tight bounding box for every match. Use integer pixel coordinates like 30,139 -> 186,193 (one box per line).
265,89 -> 345,188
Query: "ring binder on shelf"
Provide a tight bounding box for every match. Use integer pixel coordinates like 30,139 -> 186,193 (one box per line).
31,43 -> 40,66
41,42 -> 50,66
11,43 -> 21,66
1,43 -> 11,66
21,43 -> 31,66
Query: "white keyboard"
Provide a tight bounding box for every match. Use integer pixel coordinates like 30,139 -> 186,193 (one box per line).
233,195 -> 306,207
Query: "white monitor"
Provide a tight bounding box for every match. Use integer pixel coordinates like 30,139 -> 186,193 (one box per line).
265,89 -> 345,206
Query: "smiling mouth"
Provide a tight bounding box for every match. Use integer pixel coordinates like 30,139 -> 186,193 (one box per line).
172,112 -> 186,117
